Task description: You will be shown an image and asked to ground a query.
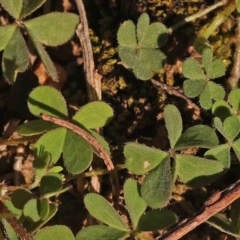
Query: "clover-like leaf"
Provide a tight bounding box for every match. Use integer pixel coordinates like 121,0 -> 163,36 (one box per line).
202,47 -> 213,74
175,125 -> 218,150
28,86 -> 68,119
118,45 -> 137,68
141,158 -> 172,208
17,120 -> 57,136
24,13 -> 79,46
33,225 -> 75,240
208,81 -> 225,101
229,89 -> 240,113
124,179 -> 147,229
137,13 -> 149,44
182,58 -> 205,80
124,142 -> 168,175
199,82 -> 212,109
136,209 -> 178,232
164,104 -> 182,149
40,172 -> 63,198
223,116 -> 240,141
204,144 -> 230,169
23,199 -> 41,222
76,226 -> 128,240
183,79 -> 205,98
175,154 -> 223,187
72,101 -> 113,129
2,27 -> 29,83
84,193 -> 129,232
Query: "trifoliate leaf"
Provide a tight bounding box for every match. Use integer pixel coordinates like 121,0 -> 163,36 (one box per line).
182,58 -> 205,80
229,89 -> 240,112
11,189 -> 34,210
208,81 -> 225,101
212,101 -> 233,121
164,105 -> 182,149
0,25 -> 16,51
199,83 -> 212,109
137,13 -> 149,43
202,47 -> 213,75
183,79 -> 205,98
118,45 -> 137,68
223,116 -> 240,141
207,59 -> 226,79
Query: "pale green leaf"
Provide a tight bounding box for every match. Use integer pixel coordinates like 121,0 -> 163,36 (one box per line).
76,226 -> 128,240
237,0 -> 240,13
0,25 -> 16,51
33,225 -> 75,240
84,193 -> 129,232
175,154 -> 223,187
117,20 -> 137,47
39,198 -> 49,220
133,59 -> 153,80
17,120 -> 57,136
182,58 -> 205,80
24,13 -> 79,46
118,45 -> 137,68
89,130 -> 110,155
229,89 -> 240,112
164,104 -> 182,149
0,0 -> 22,19
213,117 -> 225,137
204,144 -> 230,169
20,0 -> 46,19
63,130 -> 92,174
141,158 -> 172,208
174,125 -> 219,150
2,219 -> 19,240
183,79 -> 205,98
124,179 -> 147,229
23,199 -> 41,222
136,209 -> 178,231
28,86 -> 68,118
124,142 -> 168,175
233,138 -> 240,161
72,101 -> 113,129
223,116 -> 240,141
26,29 -> 58,81
202,47 -> 213,75
2,27 -> 29,83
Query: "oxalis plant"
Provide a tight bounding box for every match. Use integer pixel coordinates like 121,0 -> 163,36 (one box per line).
2,2 -> 240,240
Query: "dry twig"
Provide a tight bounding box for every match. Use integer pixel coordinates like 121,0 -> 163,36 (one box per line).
158,179 -> 240,240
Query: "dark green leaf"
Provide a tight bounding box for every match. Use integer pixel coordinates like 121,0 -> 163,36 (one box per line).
212,100 -> 232,121
33,225 -> 75,240
124,179 -> 147,229
182,58 -> 205,80
40,172 -> 63,198
28,86 -> 68,118
72,101 -> 113,129
11,189 -> 34,210
17,120 -> 57,136
204,144 -> 230,169
76,226 -> 128,240
183,79 -> 205,98
124,142 -> 168,175
164,105 -> 182,149
136,209 -> 178,231
84,193 -> 129,232
175,154 -> 223,187
39,198 -> 49,220
141,158 -> 172,208
175,125 -> 218,150
118,45 -> 137,69
0,0 -> 22,19
213,117 -> 226,137
24,13 -> 79,46
2,27 -> 29,83
233,138 -> 240,161
63,130 -> 92,174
